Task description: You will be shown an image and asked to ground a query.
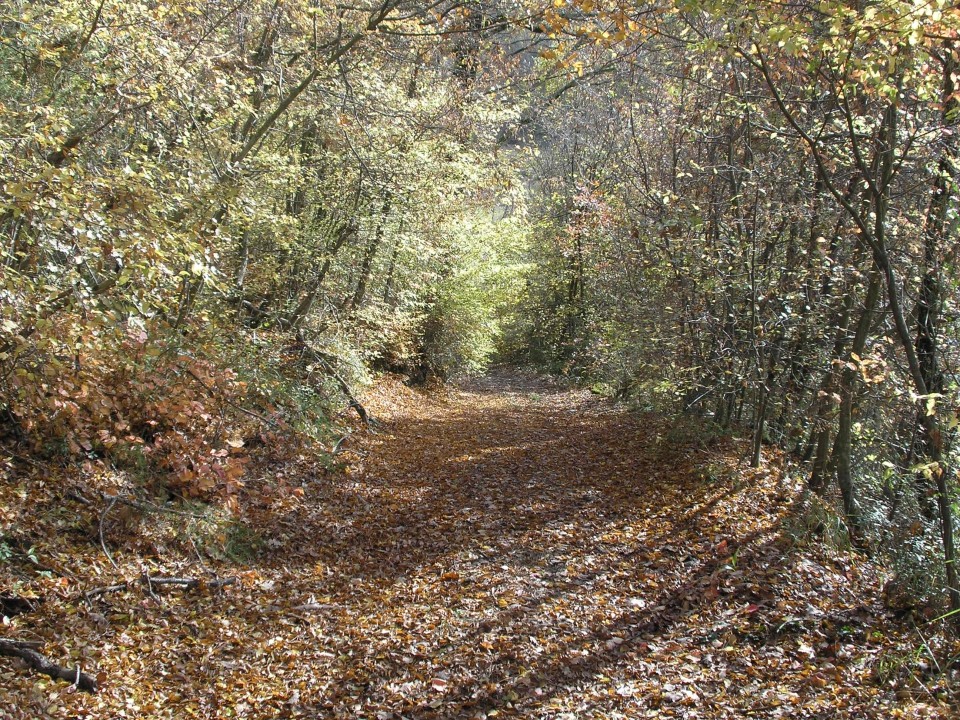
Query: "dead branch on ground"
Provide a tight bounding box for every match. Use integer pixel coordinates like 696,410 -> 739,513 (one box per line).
83,574 -> 236,601
0,638 -> 98,693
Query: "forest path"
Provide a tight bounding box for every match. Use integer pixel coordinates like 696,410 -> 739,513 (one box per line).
16,371 -> 938,718
225,369 -> 903,718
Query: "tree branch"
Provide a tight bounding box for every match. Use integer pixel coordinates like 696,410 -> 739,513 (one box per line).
0,639 -> 98,693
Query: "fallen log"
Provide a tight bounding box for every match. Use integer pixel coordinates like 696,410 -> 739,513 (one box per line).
0,639 -> 98,693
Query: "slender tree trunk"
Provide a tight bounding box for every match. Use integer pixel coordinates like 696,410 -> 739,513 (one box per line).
283,221 -> 354,329
807,276 -> 856,493
752,336 -> 781,468
349,194 -> 391,311
235,228 -> 250,292
809,429 -> 832,494
382,238 -> 400,305
915,42 -> 960,619
831,269 -> 881,538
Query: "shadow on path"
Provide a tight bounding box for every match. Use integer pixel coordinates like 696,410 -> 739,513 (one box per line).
218,370 -> 865,718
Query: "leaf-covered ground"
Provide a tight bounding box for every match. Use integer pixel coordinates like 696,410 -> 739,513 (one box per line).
2,371 -> 958,718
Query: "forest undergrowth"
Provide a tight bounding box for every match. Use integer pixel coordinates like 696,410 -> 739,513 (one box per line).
1,370 -> 958,718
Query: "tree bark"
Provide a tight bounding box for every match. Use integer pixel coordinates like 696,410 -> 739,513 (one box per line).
831,269 -> 881,538
915,42 -> 960,619
349,194 -> 391,311
282,221 -> 355,329
0,639 -> 97,693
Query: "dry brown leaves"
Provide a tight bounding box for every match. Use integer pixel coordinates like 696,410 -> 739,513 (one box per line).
1,370 -> 957,718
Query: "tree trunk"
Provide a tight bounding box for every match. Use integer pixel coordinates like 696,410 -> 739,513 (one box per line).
349,194 -> 391,311
282,221 -> 354,329
808,427 -> 832,494
915,42 -> 960,619
751,337 -> 781,468
830,269 -> 881,538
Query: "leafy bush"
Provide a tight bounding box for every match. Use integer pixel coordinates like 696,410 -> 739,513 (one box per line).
2,315 -> 254,497
415,214 -> 531,380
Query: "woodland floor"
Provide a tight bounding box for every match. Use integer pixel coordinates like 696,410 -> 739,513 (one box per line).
1,370 -> 959,718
